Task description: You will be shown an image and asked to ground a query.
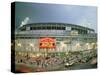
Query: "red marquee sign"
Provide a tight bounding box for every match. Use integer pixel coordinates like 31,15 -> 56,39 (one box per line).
39,37 -> 56,48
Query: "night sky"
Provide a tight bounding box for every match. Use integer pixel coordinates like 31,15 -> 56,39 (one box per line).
15,2 -> 97,32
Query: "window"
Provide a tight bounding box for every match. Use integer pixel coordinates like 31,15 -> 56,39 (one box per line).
70,31 -> 78,35
29,26 -> 66,30
21,27 -> 26,31
26,27 -> 30,30
66,27 -> 71,31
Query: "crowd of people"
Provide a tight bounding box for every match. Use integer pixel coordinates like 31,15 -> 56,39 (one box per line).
15,49 -> 97,72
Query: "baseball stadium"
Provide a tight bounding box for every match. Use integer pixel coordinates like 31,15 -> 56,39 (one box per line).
13,23 -> 97,72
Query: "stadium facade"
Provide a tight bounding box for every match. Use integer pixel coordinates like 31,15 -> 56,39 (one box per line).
14,23 -> 97,54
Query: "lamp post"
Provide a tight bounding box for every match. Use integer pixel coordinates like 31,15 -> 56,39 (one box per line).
17,43 -> 22,51
17,43 -> 21,47
29,43 -> 34,52
17,43 -> 22,56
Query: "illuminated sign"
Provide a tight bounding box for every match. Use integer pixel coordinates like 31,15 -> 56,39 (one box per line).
39,37 -> 56,48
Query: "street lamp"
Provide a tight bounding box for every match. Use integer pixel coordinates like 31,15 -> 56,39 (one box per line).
29,43 -> 34,51
17,43 -> 22,47
91,43 -> 95,49
75,43 -> 81,51
86,43 -> 89,46
86,43 -> 91,50
76,43 -> 80,48
60,42 -> 66,51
